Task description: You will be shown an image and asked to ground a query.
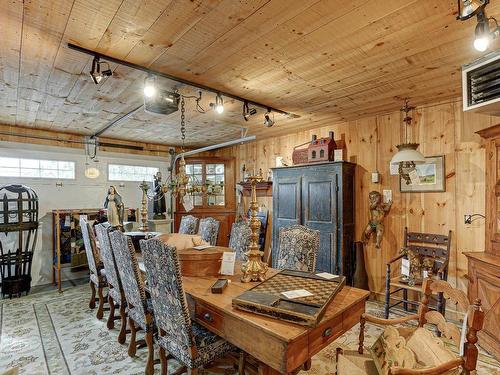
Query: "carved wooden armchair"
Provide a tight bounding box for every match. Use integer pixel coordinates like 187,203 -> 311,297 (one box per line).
336,278 -> 484,375
385,228 -> 452,318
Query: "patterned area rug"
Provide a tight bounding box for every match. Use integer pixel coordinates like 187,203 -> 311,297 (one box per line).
0,285 -> 498,375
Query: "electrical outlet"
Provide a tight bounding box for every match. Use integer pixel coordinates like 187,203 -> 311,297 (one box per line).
464,214 -> 472,224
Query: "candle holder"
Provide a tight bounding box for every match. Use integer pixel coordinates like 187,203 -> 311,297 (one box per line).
241,175 -> 268,282
139,181 -> 149,232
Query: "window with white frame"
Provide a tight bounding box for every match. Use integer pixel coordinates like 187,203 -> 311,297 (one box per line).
108,164 -> 159,182
0,157 -> 75,179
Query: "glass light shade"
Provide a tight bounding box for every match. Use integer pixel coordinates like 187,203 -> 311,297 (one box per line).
390,143 -> 426,165
84,166 -> 100,179
457,0 -> 487,20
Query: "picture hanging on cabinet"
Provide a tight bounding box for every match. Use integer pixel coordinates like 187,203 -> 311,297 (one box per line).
399,155 -> 445,193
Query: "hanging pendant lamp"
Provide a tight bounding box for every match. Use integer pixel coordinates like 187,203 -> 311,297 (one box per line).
390,99 -> 425,185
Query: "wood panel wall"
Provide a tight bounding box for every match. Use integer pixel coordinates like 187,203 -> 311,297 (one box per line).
216,99 -> 498,297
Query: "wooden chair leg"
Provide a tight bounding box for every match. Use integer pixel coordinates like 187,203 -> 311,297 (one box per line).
89,281 -> 96,309
335,348 -> 343,375
145,330 -> 155,375
128,318 -> 137,357
159,346 -> 168,375
118,303 -> 127,344
96,286 -> 105,319
238,352 -> 246,374
384,264 -> 390,319
358,314 -> 366,354
187,369 -> 198,375
403,289 -> 408,312
107,295 -> 115,329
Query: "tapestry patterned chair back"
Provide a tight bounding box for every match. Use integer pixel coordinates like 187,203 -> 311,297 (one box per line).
179,215 -> 198,235
198,217 -> 220,246
228,221 -> 252,260
109,230 -> 148,325
140,239 -> 194,355
277,225 -> 320,272
80,217 -> 99,278
95,225 -> 122,300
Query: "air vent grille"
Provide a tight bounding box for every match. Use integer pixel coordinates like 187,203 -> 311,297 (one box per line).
467,59 -> 500,106
463,52 -> 500,115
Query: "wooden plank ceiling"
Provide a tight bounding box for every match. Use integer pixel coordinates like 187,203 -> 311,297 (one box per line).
0,0 -> 498,147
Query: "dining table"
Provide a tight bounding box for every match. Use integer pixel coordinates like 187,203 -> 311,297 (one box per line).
138,246 -> 370,375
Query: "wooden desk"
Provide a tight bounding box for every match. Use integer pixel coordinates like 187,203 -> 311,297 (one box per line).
140,254 -> 369,374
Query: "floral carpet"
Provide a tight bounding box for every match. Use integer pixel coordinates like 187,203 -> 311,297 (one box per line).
0,285 -> 498,375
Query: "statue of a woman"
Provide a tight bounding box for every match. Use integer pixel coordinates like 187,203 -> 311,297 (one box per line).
153,172 -> 166,219
104,186 -> 124,229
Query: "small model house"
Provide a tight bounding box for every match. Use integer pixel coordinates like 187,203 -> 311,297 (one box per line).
308,131 -> 337,163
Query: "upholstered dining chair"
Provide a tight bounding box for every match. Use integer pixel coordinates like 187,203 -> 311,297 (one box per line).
80,217 -> 107,320
228,221 -> 252,260
179,215 -> 199,235
94,224 -> 127,344
276,225 -> 320,272
109,230 -> 155,375
140,238 -> 236,375
197,217 -> 220,246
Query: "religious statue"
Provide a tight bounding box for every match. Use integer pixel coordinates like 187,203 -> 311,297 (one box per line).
104,186 -> 124,229
153,171 -> 167,219
362,191 -> 392,248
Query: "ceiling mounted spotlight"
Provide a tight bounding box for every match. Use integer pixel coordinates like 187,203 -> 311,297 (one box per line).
242,101 -> 257,121
143,75 -> 157,98
209,93 -> 224,114
457,0 -> 488,21
457,0 -> 499,52
263,109 -> 275,127
89,56 -> 112,84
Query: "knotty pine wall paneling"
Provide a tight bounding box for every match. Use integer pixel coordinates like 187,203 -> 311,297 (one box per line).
221,99 -> 498,298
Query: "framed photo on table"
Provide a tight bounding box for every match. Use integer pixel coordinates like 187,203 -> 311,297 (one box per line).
400,155 -> 445,193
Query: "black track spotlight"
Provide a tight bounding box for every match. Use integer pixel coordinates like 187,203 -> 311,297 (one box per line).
263,109 -> 275,127
89,56 -> 112,84
242,101 -> 257,121
209,93 -> 224,114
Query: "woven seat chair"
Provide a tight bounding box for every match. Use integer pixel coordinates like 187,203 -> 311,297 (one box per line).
197,217 -> 220,246
94,224 -> 127,344
179,215 -> 199,235
80,217 -> 107,320
109,230 -> 155,375
140,238 -> 236,375
228,221 -> 252,261
276,225 -> 320,272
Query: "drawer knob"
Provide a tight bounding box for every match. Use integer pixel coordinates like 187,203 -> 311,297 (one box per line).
203,312 -> 213,323
323,328 -> 333,338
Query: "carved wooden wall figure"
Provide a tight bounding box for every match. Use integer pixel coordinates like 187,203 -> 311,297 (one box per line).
362,191 -> 392,248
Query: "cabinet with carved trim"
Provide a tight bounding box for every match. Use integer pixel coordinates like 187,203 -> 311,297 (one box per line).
464,123 -> 500,360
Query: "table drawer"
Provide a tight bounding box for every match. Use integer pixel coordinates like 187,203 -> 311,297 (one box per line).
308,314 -> 343,356
195,303 -> 224,334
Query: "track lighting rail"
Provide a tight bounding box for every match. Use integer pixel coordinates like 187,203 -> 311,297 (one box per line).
68,43 -> 298,118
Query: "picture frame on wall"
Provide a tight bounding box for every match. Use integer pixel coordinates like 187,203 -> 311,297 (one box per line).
400,155 -> 445,193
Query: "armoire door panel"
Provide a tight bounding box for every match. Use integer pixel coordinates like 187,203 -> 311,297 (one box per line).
272,176 -> 302,267
302,174 -> 338,273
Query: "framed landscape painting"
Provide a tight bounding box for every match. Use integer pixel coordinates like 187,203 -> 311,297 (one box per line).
400,155 -> 445,193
